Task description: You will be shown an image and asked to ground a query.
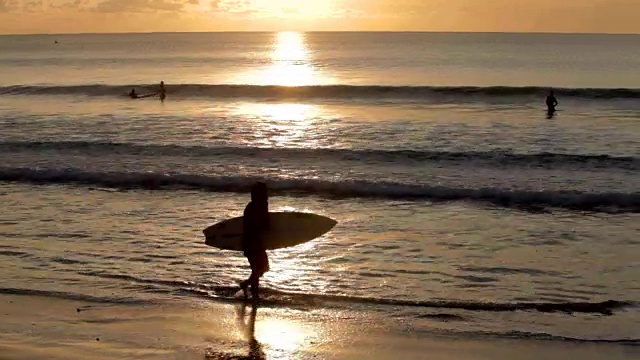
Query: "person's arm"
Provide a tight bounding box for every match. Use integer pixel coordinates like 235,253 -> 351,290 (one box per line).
262,203 -> 270,231
242,203 -> 254,251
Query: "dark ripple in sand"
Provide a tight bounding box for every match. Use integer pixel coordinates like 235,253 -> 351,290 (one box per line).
0,250 -> 31,258
417,313 -> 465,321
458,265 -> 562,277
32,232 -> 91,239
145,254 -> 179,259
0,287 -> 149,305
454,275 -> 499,283
50,257 -> 88,265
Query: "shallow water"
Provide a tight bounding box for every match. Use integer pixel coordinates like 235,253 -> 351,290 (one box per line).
0,32 -> 638,346
1,184 -> 638,343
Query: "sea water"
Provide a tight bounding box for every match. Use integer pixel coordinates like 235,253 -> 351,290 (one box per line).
0,32 -> 638,345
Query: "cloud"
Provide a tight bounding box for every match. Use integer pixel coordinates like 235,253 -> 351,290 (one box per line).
0,0 -> 44,11
93,0 -> 191,12
53,0 -> 94,10
211,0 -> 261,15
210,0 -> 358,19
1,0 -> 639,33
0,0 -> 17,11
0,0 -> 95,12
0,0 -> 46,12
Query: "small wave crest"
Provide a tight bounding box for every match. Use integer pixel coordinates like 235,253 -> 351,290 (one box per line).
1,166 -> 638,213
452,329 -> 639,346
0,287 -> 149,305
57,272 -> 635,316
1,84 -> 638,101
241,287 -> 631,315
2,140 -> 637,170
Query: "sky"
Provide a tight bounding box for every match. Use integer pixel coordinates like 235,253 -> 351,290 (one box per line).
0,0 -> 638,34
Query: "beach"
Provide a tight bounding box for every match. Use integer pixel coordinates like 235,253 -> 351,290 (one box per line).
2,294 -> 638,360
0,32 -> 638,358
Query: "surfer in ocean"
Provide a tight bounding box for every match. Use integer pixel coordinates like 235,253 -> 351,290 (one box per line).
546,90 -> 558,117
239,182 -> 270,300
128,88 -> 138,99
158,81 -> 166,101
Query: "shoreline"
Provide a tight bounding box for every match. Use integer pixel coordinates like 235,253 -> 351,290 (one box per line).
1,294 -> 637,360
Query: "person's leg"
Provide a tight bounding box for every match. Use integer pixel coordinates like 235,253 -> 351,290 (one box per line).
240,254 -> 257,299
249,252 -> 268,300
239,278 -> 250,299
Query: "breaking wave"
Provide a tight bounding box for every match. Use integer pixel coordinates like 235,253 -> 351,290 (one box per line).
1,84 -> 638,101
1,166 -> 638,213
2,141 -> 637,170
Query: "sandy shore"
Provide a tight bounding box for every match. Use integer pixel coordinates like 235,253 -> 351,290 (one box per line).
0,294 -> 637,360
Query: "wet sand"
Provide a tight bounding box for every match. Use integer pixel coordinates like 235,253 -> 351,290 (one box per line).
1,294 -> 637,360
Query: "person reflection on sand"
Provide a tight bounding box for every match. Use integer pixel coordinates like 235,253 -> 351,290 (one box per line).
235,302 -> 266,360
204,302 -> 265,360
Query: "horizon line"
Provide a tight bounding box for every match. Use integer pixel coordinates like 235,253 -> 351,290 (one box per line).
1,30 -> 639,36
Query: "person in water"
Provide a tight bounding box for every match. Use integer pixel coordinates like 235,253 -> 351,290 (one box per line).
128,88 -> 138,99
239,182 -> 270,300
158,81 -> 166,101
546,90 -> 558,113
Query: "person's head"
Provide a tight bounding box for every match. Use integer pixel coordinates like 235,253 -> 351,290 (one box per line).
549,90 -> 554,96
160,81 -> 164,86
251,182 -> 268,202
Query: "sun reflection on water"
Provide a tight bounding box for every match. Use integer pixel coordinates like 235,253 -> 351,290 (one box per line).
262,32 -> 319,86
233,102 -> 325,149
228,32 -> 339,148
252,103 -> 316,122
234,31 -> 330,86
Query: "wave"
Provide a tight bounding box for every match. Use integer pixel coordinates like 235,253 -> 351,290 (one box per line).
46,272 -> 636,316
2,140 -> 637,170
1,84 -> 638,101
1,166 -> 638,213
0,287 -> 149,305
252,289 -> 632,316
450,330 -> 639,346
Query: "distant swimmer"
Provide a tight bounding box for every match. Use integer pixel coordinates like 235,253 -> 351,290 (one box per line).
546,90 -> 558,113
158,81 -> 166,101
128,88 -> 138,99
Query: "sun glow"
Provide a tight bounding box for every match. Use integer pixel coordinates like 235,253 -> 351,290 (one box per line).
260,32 -> 319,86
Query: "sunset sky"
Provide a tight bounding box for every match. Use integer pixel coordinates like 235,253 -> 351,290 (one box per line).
0,0 -> 638,34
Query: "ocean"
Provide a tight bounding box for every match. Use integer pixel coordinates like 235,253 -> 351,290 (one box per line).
0,32 -> 639,355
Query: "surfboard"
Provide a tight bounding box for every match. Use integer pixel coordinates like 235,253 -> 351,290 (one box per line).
203,212 -> 337,251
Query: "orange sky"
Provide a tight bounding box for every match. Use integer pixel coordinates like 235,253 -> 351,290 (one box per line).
0,0 -> 638,34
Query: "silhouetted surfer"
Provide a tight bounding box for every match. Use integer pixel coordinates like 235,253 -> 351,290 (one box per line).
239,182 -> 270,301
546,90 -> 558,114
128,88 -> 138,99
158,81 -> 166,101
